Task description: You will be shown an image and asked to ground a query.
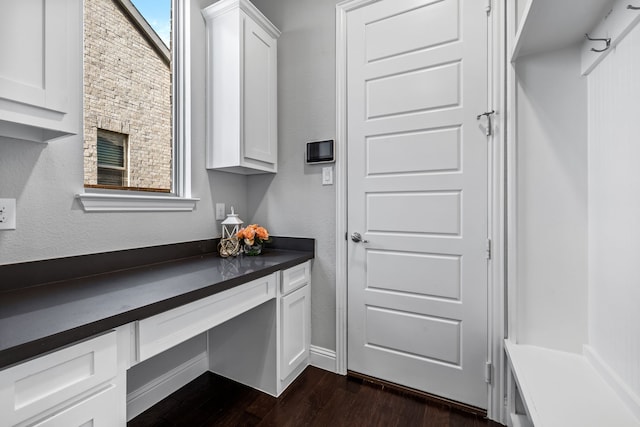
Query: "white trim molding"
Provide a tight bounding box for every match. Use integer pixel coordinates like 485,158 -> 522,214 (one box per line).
77,0 -> 196,212
335,0 -> 382,379
76,192 -> 199,212
487,0 -> 507,423
310,345 -> 337,373
126,351 -> 208,421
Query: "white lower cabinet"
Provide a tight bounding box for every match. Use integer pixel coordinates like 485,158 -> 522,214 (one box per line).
0,332 -> 120,427
279,261 -> 311,387
206,261 -> 312,397
280,284 -> 310,381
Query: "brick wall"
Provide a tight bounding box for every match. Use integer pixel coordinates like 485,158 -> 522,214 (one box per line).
83,0 -> 172,191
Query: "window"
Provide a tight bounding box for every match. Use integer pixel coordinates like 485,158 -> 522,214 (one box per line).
97,129 -> 128,187
77,0 -> 197,211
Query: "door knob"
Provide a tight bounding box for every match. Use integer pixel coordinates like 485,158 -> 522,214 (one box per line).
351,232 -> 369,243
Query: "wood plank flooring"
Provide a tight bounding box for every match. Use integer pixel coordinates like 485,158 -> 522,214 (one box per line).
128,366 -> 504,427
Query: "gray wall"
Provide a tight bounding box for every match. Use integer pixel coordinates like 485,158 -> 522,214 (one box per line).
0,0 -> 247,265
248,0 -> 339,352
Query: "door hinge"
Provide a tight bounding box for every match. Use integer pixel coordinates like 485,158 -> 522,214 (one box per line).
485,0 -> 492,15
486,238 -> 492,260
485,361 -> 493,384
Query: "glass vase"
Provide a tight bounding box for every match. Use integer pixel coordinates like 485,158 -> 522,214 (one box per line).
244,242 -> 262,256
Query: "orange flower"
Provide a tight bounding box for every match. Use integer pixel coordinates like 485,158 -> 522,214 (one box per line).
256,226 -> 269,240
236,224 -> 269,244
244,226 -> 256,240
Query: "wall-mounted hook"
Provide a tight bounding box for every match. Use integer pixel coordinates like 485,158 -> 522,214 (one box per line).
585,33 -> 611,52
627,4 -> 640,9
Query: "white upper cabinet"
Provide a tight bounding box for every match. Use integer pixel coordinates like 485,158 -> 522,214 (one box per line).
0,0 -> 81,143
202,0 -> 280,174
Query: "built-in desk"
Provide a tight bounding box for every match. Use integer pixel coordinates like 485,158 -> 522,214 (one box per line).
0,238 -> 314,426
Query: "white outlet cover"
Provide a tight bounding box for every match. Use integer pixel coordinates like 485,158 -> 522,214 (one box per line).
0,198 -> 16,230
215,203 -> 226,220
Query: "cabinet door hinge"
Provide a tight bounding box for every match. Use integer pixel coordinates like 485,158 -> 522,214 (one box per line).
485,0 -> 492,15
485,361 -> 493,384
486,238 -> 492,260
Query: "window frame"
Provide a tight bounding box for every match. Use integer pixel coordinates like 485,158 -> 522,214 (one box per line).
96,128 -> 129,187
77,0 -> 198,212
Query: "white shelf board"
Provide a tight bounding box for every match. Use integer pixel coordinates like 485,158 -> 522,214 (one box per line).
511,0 -> 612,61
504,340 -> 640,427
581,0 -> 640,75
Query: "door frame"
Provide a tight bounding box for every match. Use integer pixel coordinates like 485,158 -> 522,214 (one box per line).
334,0 -> 507,423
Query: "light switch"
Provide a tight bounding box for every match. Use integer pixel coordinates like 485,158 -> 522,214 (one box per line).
322,167 -> 333,185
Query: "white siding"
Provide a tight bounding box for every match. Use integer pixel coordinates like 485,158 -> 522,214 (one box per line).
588,22 -> 640,400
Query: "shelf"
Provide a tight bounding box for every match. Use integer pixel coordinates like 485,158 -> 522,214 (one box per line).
581,0 -> 640,75
504,340 -> 639,427
511,0 -> 611,61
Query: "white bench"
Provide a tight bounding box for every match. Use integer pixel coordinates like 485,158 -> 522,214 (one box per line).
505,340 -> 640,427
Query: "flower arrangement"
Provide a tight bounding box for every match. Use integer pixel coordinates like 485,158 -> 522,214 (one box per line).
236,224 -> 270,255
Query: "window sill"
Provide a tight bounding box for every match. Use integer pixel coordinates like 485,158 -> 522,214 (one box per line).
76,192 -> 199,212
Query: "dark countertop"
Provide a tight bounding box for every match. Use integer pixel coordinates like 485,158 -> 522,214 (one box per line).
0,238 -> 314,370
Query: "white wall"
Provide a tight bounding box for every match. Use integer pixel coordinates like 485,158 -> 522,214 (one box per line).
515,45 -> 588,353
0,0 -> 247,265
588,23 -> 640,401
247,0 -> 338,352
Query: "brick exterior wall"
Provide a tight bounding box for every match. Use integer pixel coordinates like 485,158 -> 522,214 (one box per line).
83,0 -> 172,191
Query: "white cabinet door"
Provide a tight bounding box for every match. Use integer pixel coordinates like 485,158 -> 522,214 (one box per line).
242,11 -> 277,168
202,0 -> 280,174
0,0 -> 81,142
280,284 -> 310,381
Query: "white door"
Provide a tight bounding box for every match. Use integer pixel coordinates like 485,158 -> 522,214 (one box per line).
346,0 -> 489,409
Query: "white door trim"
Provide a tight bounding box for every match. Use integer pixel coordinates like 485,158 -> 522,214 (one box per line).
487,0 -> 507,423
334,0 -> 507,422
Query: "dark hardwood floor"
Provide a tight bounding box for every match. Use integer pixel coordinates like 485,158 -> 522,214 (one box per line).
128,366 -> 504,427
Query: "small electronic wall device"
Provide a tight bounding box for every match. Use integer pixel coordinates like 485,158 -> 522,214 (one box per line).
306,140 -> 335,164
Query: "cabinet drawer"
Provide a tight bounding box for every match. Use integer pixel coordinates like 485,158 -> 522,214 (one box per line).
281,261 -> 310,296
0,332 -> 117,427
138,273 -> 277,361
32,384 -> 119,427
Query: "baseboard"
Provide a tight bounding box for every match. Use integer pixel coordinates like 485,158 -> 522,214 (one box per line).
309,345 -> 337,373
127,351 -> 209,421
584,345 -> 640,421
